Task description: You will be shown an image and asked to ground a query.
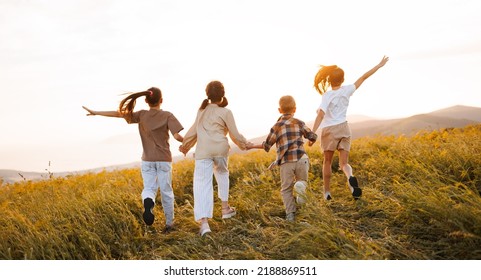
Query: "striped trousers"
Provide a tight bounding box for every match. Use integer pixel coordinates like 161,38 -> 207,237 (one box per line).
193,157 -> 230,221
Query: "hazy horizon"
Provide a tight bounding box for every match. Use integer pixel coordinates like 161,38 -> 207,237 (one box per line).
1,0 -> 481,172
2,104 -> 479,175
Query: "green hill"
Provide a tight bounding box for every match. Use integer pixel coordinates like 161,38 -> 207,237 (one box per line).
1,125 -> 480,260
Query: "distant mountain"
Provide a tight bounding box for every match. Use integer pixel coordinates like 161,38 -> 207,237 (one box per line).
350,105 -> 481,139
237,105 -> 481,147
0,170 -> 49,184
347,114 -> 378,123
428,105 -> 481,122
0,162 -> 141,185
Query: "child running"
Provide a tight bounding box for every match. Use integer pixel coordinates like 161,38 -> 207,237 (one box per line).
247,95 -> 318,222
179,81 -> 250,236
310,56 -> 389,200
82,87 -> 184,233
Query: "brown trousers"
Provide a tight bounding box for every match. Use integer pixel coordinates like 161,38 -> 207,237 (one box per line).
279,155 -> 309,214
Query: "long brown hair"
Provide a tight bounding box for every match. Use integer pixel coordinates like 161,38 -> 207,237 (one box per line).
119,87 -> 162,116
313,65 -> 344,95
199,80 -> 228,110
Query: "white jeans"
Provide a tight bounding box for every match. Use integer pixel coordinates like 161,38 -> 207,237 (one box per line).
193,157 -> 230,221
141,161 -> 174,225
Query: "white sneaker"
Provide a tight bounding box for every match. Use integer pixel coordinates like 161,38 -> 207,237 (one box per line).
199,222 -> 211,237
222,206 -> 236,219
294,181 -> 307,204
286,212 -> 296,222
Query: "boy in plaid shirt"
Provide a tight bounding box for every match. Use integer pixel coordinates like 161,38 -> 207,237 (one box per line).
247,95 -> 317,221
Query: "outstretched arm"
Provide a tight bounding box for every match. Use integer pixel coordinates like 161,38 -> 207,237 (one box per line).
82,106 -> 122,118
354,56 -> 389,90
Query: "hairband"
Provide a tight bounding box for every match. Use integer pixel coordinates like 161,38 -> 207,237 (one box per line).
148,90 -> 153,97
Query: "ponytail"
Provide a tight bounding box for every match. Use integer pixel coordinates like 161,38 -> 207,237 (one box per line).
199,96 -> 227,110
218,96 -> 228,108
314,65 -> 344,95
199,99 -> 209,110
119,92 -> 146,116
119,87 -> 162,116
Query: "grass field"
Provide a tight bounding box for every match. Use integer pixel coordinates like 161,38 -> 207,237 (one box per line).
1,125 -> 480,260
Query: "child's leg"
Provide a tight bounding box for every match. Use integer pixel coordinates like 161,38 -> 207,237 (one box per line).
294,155 -> 309,203
140,161 -> 158,225
322,151 -> 334,195
339,149 -> 362,198
213,157 -> 236,218
280,162 -> 297,215
339,150 -> 353,178
213,157 -> 230,203
156,162 -> 174,226
193,158 -> 214,222
295,155 -> 309,181
141,161 -> 159,201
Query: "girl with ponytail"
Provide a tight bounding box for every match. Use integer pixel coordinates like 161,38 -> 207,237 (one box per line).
82,87 -> 184,233
310,56 -> 389,201
180,80 -> 250,236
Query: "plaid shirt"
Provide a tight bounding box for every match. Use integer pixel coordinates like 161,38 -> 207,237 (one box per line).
262,114 -> 318,165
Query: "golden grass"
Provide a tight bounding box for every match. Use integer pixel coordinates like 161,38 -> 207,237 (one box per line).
1,125 -> 480,259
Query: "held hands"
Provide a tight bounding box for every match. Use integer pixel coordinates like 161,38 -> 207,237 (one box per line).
245,142 -> 256,150
179,145 -> 188,156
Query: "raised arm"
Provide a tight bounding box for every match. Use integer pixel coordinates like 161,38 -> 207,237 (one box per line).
354,56 -> 389,90
82,106 -> 122,118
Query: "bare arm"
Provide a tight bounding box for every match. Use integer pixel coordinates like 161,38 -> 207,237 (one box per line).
82,106 -> 122,118
173,132 -> 184,143
225,110 -> 248,150
312,109 -> 324,135
309,109 -> 325,146
354,56 -> 389,90
246,143 -> 263,150
179,114 -> 199,156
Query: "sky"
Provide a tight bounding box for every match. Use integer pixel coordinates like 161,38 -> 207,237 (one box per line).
1,0 -> 481,173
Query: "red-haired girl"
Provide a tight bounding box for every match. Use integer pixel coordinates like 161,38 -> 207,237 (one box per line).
311,56 -> 389,201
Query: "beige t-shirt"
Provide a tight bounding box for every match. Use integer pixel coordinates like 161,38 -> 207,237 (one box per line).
125,109 -> 183,162
182,104 -> 247,159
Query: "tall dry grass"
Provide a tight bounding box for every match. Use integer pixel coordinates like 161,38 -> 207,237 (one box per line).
1,125 -> 480,259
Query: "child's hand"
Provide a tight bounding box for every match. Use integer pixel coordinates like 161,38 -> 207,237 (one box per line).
378,56 -> 389,67
246,142 -> 255,150
179,145 -> 188,156
82,106 -> 96,116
